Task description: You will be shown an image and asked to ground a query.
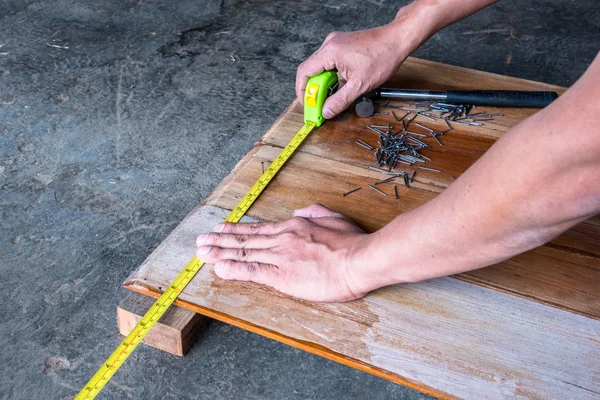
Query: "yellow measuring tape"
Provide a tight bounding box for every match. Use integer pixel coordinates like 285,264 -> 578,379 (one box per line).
76,121 -> 316,399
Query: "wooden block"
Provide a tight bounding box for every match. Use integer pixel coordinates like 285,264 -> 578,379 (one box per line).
117,292 -> 209,356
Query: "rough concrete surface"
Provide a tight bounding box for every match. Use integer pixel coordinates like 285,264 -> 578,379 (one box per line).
0,0 -> 598,399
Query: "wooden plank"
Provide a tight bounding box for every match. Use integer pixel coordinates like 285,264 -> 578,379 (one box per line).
203,145 -> 600,319
124,204 -> 600,400
117,292 -> 208,356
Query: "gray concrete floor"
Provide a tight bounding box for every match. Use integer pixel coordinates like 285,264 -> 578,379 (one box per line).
0,0 -> 598,399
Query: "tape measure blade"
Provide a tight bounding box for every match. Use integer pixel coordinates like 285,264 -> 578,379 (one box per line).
76,122 -> 315,399
225,121 -> 315,223
75,257 -> 206,399
76,287 -> 180,399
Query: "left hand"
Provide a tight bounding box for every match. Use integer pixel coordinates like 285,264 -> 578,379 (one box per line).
196,204 -> 370,302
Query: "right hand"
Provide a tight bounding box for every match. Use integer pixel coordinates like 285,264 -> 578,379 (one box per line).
295,24 -> 413,119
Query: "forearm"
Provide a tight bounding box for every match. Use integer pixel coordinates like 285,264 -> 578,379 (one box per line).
352,52 -> 600,290
386,0 -> 500,54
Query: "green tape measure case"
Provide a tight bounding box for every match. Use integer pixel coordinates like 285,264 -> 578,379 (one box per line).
304,70 -> 339,126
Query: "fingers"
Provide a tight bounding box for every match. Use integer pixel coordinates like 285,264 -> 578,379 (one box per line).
296,31 -> 343,103
214,260 -> 279,286
322,81 -> 360,119
295,54 -> 335,105
319,32 -> 338,49
293,203 -> 344,219
196,232 -> 275,249
196,245 -> 275,265
214,220 -> 286,235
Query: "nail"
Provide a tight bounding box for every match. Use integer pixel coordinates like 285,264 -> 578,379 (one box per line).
197,246 -> 211,255
322,108 -> 333,118
342,187 -> 361,197
367,184 -> 387,196
214,261 -> 225,274
214,223 -> 225,233
418,166 -> 442,173
196,234 -> 208,245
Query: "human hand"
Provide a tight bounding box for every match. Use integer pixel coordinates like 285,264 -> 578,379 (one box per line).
296,23 -> 414,119
196,204 -> 372,302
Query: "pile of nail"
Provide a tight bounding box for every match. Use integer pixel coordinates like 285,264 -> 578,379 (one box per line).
374,100 -> 503,126
356,108 -> 449,174
345,101 -> 502,198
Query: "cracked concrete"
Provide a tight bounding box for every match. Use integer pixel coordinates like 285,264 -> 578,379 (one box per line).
0,0 -> 598,399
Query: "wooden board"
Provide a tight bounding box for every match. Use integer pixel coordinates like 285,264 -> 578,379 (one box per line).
125,205 -> 600,399
117,293 -> 208,356
124,58 -> 600,398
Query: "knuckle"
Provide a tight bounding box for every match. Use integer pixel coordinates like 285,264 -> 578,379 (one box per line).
209,246 -> 224,258
245,262 -> 260,275
222,259 -> 235,268
206,232 -> 221,244
279,231 -> 297,242
237,247 -> 250,260
308,203 -> 325,211
288,216 -> 308,229
330,94 -> 351,110
235,234 -> 249,244
298,60 -> 310,73
249,223 -> 262,232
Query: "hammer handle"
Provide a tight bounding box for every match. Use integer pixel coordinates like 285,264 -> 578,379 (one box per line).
445,90 -> 557,108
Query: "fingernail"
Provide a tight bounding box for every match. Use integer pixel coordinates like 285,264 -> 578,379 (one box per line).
322,108 -> 333,119
197,246 -> 211,255
196,233 -> 208,245
214,223 -> 225,233
214,261 -> 225,274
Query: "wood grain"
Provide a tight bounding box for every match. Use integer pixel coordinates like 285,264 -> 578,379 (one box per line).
117,292 -> 208,356
124,58 -> 600,398
203,145 -> 600,318
125,205 -> 600,400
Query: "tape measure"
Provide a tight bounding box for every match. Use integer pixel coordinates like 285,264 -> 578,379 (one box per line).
76,70 -> 339,399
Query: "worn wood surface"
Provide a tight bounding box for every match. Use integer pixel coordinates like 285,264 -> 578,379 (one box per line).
117,292 -> 208,356
124,58 -> 600,398
203,145 -> 600,318
125,205 -> 600,399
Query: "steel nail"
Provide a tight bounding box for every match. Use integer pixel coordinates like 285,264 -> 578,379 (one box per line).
368,184 -> 387,196
418,166 -> 442,172
342,187 -> 361,197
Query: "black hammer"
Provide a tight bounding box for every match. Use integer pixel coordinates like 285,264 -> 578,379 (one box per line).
354,88 -> 558,117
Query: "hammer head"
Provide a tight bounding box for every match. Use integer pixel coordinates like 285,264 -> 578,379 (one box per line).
355,96 -> 375,118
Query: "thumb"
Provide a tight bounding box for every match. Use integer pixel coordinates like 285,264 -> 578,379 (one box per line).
322,81 -> 359,119
214,260 -> 278,286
